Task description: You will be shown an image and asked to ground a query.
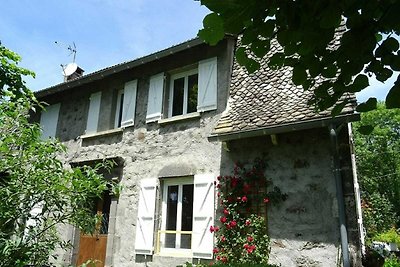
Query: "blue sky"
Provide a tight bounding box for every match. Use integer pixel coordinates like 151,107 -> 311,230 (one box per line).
1,0 -> 209,91
0,1 -> 395,102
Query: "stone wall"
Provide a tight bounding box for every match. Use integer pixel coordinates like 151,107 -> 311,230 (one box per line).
219,127 -> 361,267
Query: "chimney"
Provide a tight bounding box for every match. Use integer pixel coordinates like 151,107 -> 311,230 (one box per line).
63,63 -> 84,82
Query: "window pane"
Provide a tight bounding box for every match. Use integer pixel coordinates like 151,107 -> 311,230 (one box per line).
117,93 -> 124,127
165,185 -> 178,248
172,78 -> 184,116
181,184 -> 193,249
187,74 -> 198,114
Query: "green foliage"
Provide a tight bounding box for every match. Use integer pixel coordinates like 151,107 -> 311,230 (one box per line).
384,255 -> 400,267
210,159 -> 286,265
375,228 -> 400,245
0,46 -> 114,266
198,0 -> 400,113
353,102 -> 400,238
0,44 -> 35,101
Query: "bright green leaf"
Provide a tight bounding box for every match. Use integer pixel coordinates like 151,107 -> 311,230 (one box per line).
198,13 -> 225,46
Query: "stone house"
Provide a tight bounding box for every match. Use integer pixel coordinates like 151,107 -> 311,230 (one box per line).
34,35 -> 363,267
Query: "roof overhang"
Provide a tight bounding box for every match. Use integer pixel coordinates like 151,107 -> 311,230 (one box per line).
208,113 -> 360,142
35,37 -> 206,98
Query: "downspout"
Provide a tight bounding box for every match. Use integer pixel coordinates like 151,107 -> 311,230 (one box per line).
329,124 -> 350,267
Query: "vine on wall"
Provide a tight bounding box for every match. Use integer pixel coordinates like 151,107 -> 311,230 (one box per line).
210,158 -> 287,265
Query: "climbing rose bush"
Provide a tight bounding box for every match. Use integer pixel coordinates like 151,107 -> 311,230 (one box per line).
211,158 -> 287,265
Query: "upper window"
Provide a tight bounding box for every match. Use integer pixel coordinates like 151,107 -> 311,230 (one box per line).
146,57 -> 218,123
169,70 -> 198,117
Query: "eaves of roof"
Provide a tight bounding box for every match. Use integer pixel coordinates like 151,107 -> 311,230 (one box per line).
35,37 -> 205,98
208,113 -> 360,142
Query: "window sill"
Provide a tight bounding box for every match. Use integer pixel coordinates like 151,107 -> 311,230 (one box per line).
80,128 -> 123,140
158,112 -> 201,125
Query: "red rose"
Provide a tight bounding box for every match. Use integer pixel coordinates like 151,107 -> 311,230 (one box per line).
245,220 -> 251,226
214,226 -> 219,232
263,197 -> 270,203
247,236 -> 254,242
229,220 -> 237,228
220,216 -> 227,223
210,226 -> 215,233
212,248 -> 219,254
223,209 -> 229,215
217,175 -> 221,180
220,236 -> 226,242
221,256 -> 228,263
241,196 -> 248,202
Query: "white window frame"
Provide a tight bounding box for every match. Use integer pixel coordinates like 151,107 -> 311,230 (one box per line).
114,89 -> 124,128
160,177 -> 194,256
168,69 -> 198,118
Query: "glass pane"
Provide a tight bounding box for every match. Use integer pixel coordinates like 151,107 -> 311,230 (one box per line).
181,184 -> 193,249
172,78 -> 184,116
187,74 -> 198,114
117,93 -> 124,127
165,185 -> 178,248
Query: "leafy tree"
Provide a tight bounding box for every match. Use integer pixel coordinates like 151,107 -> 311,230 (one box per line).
353,102 -> 400,238
198,0 -> 400,113
0,44 -> 114,266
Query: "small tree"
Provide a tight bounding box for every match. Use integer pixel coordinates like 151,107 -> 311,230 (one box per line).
0,44 -> 114,266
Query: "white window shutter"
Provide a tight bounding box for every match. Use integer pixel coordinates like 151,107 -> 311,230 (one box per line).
146,73 -> 164,123
86,91 -> 102,134
135,178 -> 157,255
192,173 -> 215,259
121,80 -> 138,127
198,57 -> 217,112
40,103 -> 60,140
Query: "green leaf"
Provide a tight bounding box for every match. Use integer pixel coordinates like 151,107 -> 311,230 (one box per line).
319,4 -> 342,29
251,39 -> 270,58
198,13 -> 225,46
235,47 -> 248,66
351,74 -> 370,93
331,100 -> 348,117
357,125 -> 375,135
386,79 -> 400,109
356,97 -> 377,112
292,64 -> 307,86
246,58 -> 261,74
321,64 -> 338,79
268,52 -> 284,68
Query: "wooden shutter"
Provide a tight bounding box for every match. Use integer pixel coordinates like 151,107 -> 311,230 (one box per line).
198,57 -> 217,112
86,92 -> 102,134
192,173 -> 215,259
146,73 -> 164,123
121,80 -> 138,127
134,178 -> 157,255
40,103 -> 60,140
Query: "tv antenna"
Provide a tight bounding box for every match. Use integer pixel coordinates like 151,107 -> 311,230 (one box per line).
55,41 -> 77,63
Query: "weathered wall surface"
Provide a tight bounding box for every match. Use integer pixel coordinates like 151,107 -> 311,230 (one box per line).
220,127 -> 360,267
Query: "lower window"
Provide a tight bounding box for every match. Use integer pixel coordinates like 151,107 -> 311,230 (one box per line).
159,177 -> 194,253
